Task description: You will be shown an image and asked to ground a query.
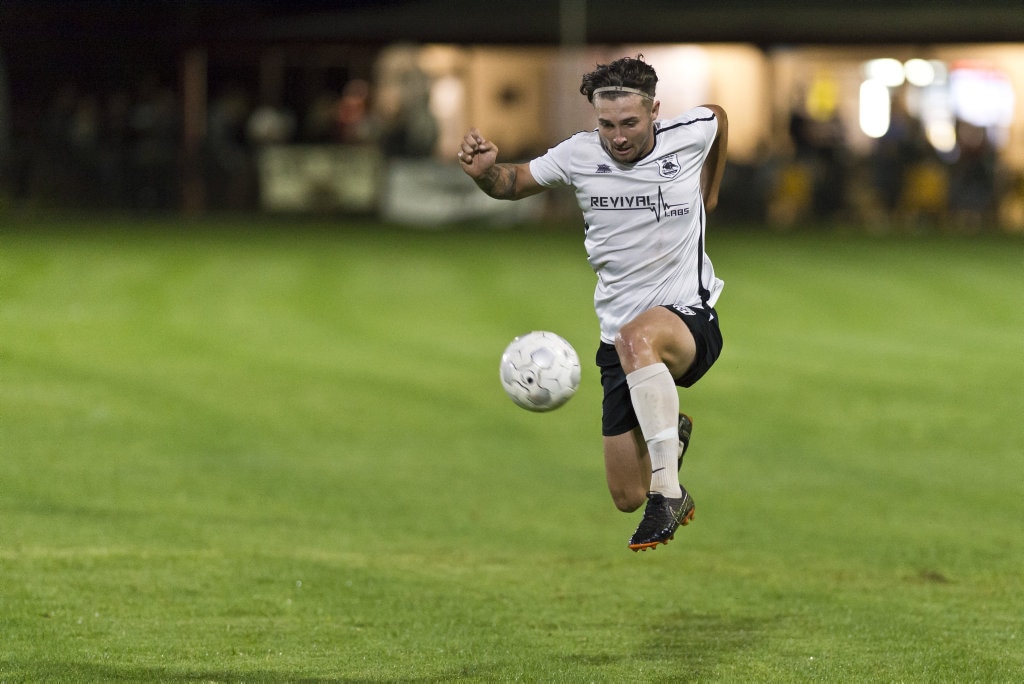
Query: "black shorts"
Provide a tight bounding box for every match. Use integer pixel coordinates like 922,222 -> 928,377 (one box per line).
596,304 -> 723,437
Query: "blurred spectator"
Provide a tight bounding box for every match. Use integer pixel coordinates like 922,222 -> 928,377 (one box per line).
780,96 -> 848,225
205,85 -> 254,210
337,79 -> 371,144
129,76 -> 179,210
898,157 -> 949,229
768,159 -> 813,227
788,97 -> 816,162
247,101 -> 296,147
809,112 -> 848,221
247,100 -> 296,210
304,89 -> 340,142
948,120 -> 998,232
369,45 -> 438,158
871,97 -> 928,216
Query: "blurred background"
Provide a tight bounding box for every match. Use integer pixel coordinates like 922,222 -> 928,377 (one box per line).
2,0 -> 1023,232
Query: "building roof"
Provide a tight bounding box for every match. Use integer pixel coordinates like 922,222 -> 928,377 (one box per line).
3,0 -> 1024,50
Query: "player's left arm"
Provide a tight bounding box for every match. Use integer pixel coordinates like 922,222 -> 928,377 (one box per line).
700,104 -> 729,213
458,127 -> 546,200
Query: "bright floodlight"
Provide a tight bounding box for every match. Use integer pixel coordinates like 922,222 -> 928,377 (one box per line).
859,79 -> 891,138
865,58 -> 905,88
904,59 -> 936,88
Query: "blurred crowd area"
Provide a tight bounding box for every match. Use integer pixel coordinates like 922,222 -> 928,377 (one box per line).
1,48 -> 1022,234
4,77 -> 187,212
738,98 -> 1020,233
0,74 -> 395,213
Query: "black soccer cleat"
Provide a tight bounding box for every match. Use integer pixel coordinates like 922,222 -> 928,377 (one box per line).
677,413 -> 693,471
628,487 -> 695,552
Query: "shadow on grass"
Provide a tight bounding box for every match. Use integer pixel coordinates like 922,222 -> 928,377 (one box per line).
574,609 -> 764,676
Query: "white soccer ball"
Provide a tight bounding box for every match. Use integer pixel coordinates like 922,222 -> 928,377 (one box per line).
499,331 -> 581,412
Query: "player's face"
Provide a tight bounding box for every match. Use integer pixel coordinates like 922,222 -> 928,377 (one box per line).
594,95 -> 660,164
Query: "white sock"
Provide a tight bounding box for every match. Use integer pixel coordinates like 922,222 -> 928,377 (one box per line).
626,362 -> 682,498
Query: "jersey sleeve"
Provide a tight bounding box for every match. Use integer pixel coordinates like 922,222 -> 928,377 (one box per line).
528,134 -> 580,188
689,106 -> 720,151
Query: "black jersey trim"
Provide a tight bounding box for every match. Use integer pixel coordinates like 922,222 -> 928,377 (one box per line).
695,195 -> 712,312
655,112 -> 717,137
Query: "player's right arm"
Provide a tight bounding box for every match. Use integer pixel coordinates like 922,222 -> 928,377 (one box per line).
458,128 -> 546,200
699,105 -> 729,213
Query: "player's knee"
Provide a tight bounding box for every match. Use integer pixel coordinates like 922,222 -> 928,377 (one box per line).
613,322 -> 653,370
614,320 -> 644,351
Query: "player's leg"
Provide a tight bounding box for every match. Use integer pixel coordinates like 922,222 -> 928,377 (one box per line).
597,336 -> 696,549
615,307 -> 701,550
597,343 -> 652,512
603,428 -> 649,512
615,307 -> 697,498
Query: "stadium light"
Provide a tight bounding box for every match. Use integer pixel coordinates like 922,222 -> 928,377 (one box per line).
904,59 -> 936,87
859,79 -> 891,138
864,58 -> 905,88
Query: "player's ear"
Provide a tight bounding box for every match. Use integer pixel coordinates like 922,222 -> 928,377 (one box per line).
651,99 -> 660,120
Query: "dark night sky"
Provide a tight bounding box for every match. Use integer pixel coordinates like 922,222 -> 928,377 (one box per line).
4,0 -> 1024,48
2,0 -> 1022,120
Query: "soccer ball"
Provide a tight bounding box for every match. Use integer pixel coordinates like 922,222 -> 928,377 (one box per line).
499,331 -> 581,412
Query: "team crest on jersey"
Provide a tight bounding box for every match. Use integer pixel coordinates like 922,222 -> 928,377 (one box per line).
657,154 -> 680,179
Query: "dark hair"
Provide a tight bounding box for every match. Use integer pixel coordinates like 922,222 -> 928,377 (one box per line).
579,55 -> 658,103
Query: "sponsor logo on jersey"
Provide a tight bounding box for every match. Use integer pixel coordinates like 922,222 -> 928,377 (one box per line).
588,186 -> 689,221
596,163 -> 613,174
657,154 -> 681,179
590,195 -> 654,209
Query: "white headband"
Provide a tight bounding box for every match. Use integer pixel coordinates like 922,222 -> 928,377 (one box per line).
592,86 -> 654,101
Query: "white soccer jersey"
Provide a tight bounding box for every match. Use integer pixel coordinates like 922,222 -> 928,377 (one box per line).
529,106 -> 724,344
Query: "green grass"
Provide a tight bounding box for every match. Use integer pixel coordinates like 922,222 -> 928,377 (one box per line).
2,214 -> 1022,681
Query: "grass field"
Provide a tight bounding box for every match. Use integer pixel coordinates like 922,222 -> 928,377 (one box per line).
2,214 -> 1022,681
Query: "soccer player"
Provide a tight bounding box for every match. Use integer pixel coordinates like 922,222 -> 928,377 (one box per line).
458,55 -> 728,551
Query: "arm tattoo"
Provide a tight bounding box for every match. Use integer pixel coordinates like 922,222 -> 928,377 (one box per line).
474,164 -> 518,200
